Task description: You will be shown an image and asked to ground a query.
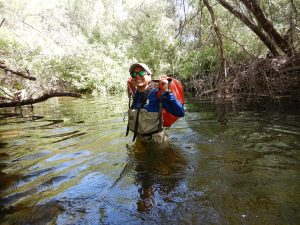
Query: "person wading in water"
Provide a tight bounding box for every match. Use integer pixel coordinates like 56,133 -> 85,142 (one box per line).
126,63 -> 185,144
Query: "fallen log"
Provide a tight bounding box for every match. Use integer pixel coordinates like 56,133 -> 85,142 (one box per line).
0,92 -> 82,108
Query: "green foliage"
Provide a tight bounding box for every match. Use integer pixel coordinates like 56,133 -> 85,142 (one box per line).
0,33 -> 20,54
123,0 -> 178,76
198,48 -> 218,74
0,0 -> 298,97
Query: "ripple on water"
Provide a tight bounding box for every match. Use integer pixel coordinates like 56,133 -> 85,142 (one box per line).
45,150 -> 91,162
0,98 -> 299,225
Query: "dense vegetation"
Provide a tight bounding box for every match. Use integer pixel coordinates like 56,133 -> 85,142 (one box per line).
0,0 -> 299,104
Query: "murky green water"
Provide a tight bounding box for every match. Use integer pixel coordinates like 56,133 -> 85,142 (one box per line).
0,95 -> 299,225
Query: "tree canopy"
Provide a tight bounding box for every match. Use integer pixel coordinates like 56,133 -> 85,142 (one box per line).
0,0 -> 299,101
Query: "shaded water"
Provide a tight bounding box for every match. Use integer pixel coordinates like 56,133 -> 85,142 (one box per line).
0,95 -> 299,225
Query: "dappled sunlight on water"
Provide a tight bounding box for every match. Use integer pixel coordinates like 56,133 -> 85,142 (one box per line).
0,96 -> 299,224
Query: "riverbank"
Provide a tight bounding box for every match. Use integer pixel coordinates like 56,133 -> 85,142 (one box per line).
1,55 -> 299,109
188,55 -> 300,103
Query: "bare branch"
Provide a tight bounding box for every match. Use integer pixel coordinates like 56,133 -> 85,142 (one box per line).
0,18 -> 5,28
0,87 -> 14,99
240,0 -> 294,56
220,33 -> 253,56
0,92 -> 82,108
203,0 -> 226,70
0,61 -> 36,81
217,0 -> 280,56
175,1 -> 203,39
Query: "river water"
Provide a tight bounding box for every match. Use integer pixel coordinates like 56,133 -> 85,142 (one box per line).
0,95 -> 299,225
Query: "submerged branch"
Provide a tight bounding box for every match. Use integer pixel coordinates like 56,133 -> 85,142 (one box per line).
0,92 -> 82,108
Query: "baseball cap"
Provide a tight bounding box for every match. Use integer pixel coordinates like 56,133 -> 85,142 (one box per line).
129,63 -> 152,75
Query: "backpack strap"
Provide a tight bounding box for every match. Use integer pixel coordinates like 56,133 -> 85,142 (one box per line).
132,107 -> 141,142
125,90 -> 143,137
158,97 -> 163,129
125,94 -> 133,137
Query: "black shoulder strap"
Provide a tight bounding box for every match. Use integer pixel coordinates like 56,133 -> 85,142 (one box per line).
130,88 -> 154,109
158,99 -> 163,127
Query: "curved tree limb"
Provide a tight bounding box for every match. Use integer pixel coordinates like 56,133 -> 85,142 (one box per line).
0,92 -> 82,108
175,2 -> 203,39
217,0 -> 280,56
220,33 -> 253,57
204,0 -> 227,101
240,0 -> 294,56
0,18 -> 5,28
0,61 -> 36,81
203,0 -> 226,71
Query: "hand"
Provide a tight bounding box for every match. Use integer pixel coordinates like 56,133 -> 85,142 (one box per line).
159,77 -> 169,92
127,77 -> 132,87
127,77 -> 136,96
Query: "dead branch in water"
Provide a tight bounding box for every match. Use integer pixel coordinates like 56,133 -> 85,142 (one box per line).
192,55 -> 300,102
0,92 -> 82,108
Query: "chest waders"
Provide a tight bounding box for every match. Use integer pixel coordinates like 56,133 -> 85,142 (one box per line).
126,89 -> 163,142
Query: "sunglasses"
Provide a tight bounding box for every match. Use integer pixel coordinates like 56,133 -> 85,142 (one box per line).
130,71 -> 148,78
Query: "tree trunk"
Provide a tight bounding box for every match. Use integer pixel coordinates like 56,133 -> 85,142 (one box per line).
203,0 -> 227,100
240,0 -> 294,56
203,0 -> 226,71
218,0 -> 280,56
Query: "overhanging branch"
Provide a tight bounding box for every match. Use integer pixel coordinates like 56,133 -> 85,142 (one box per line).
0,61 -> 36,81
0,92 -> 82,108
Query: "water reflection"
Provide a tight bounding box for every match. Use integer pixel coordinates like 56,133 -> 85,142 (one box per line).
0,96 -> 299,224
0,201 -> 63,225
216,103 -> 228,125
126,140 -> 187,213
